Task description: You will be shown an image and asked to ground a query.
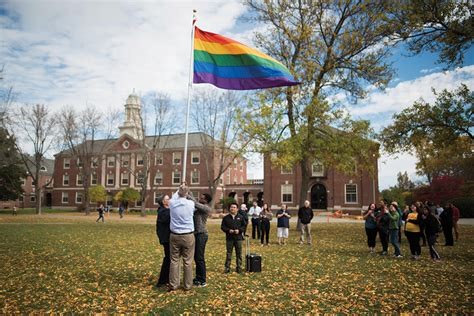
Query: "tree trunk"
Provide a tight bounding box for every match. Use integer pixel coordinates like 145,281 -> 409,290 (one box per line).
35,186 -> 42,215
35,155 -> 42,215
299,157 -> 311,208
84,175 -> 91,215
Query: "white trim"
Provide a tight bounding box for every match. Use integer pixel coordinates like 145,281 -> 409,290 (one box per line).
344,184 -> 358,204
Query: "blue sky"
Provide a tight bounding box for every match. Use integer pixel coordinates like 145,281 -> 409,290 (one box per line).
1,0 -> 473,189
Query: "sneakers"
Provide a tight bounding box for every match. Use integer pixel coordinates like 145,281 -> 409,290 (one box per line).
194,281 -> 207,287
381,251 -> 387,256
395,254 -> 403,258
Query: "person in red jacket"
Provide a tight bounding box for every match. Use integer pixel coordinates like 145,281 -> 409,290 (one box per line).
451,203 -> 460,241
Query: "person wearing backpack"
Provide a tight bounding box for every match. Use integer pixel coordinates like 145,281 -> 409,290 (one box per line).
423,207 -> 442,262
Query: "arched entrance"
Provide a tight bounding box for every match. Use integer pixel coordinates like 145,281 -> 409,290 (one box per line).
45,193 -> 52,207
311,184 -> 327,209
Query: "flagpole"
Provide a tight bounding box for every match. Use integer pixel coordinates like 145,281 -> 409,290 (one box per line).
182,10 -> 196,184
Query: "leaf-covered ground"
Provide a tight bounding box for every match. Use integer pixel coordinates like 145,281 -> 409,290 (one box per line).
0,213 -> 472,313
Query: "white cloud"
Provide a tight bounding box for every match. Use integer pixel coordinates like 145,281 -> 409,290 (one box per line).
1,0 -> 247,113
348,66 -> 474,117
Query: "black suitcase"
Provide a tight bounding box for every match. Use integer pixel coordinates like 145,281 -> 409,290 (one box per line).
245,236 -> 262,272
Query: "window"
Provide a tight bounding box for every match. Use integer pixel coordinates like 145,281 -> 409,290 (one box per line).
311,162 -> 324,177
136,173 -> 144,186
121,173 -> 129,185
234,158 -> 237,170
64,158 -> 70,169
240,161 -> 243,171
106,174 -> 115,186
91,158 -> 98,168
240,175 -> 244,184
281,166 -> 293,174
76,175 -> 83,186
154,171 -> 163,185
173,152 -> 181,165
76,192 -> 83,204
62,192 -> 69,203
155,153 -> 163,165
172,171 -> 181,185
91,174 -> 98,185
107,156 -> 115,167
122,155 -> 129,167
76,158 -> 83,168
122,140 -> 130,149
219,177 -> 223,185
191,170 -> 199,184
40,166 -> 47,172
20,178 -> 25,186
135,200 -> 142,207
226,169 -> 231,184
19,195 -> 24,202
345,184 -> 358,203
281,184 -> 293,203
191,152 -> 200,164
30,195 -> 36,202
136,154 -> 144,166
63,175 -> 69,186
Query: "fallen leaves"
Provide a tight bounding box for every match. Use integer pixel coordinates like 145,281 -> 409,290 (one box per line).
0,216 -> 472,314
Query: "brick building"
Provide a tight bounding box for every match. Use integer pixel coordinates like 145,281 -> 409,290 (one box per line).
263,155 -> 378,214
51,94 -> 247,209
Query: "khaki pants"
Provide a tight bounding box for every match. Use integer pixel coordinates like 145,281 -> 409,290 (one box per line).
169,233 -> 195,290
300,223 -> 312,244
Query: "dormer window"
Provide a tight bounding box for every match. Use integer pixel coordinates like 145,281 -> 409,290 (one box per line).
122,140 -> 130,149
40,166 -> 47,172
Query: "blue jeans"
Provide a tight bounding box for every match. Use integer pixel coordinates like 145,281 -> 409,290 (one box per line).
389,229 -> 401,256
194,233 -> 208,283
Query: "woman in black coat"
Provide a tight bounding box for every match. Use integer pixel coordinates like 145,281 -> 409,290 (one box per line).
156,194 -> 171,287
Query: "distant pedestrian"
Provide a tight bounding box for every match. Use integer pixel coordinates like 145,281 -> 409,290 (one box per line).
404,204 -> 422,259
96,204 -> 105,223
156,194 -> 171,287
298,200 -> 313,245
388,203 -> 402,257
238,204 -> 249,235
221,202 -> 246,273
423,207 -> 441,262
440,203 -> 454,246
276,204 -> 291,245
451,203 -> 460,241
259,203 -> 272,246
363,203 -> 377,254
118,205 -> 125,218
12,205 -> 17,216
376,205 -> 390,255
248,201 -> 262,240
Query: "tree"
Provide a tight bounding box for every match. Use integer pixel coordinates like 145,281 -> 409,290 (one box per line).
0,127 -> 25,200
389,0 -> 474,68
381,171 -> 415,207
380,84 -> 474,183
11,104 -> 57,214
57,105 -> 119,215
191,89 -> 248,208
89,185 -> 107,206
114,188 -> 140,211
241,0 -> 394,205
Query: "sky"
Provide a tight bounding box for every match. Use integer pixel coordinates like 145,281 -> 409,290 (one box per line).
1,0 -> 473,189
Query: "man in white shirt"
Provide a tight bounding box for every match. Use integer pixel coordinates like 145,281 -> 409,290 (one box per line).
169,183 -> 195,291
248,201 -> 262,239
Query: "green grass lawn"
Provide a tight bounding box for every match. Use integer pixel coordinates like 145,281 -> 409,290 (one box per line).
0,213 -> 472,313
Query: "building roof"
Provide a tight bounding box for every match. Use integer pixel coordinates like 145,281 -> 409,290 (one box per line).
55,132 -> 220,156
22,156 -> 55,176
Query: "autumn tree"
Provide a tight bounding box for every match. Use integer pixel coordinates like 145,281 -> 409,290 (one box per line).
191,89 -> 248,208
89,185 -> 107,206
11,104 -> 57,214
389,0 -> 474,68
379,84 -> 473,183
114,187 -> 140,211
57,106 -> 119,215
241,0 -> 395,205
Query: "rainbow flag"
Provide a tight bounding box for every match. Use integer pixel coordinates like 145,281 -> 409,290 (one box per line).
193,27 -> 299,90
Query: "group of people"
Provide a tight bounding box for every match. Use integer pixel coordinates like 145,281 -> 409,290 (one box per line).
155,183 -> 211,291
155,185 -> 319,291
363,200 -> 460,262
245,200 -> 314,246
